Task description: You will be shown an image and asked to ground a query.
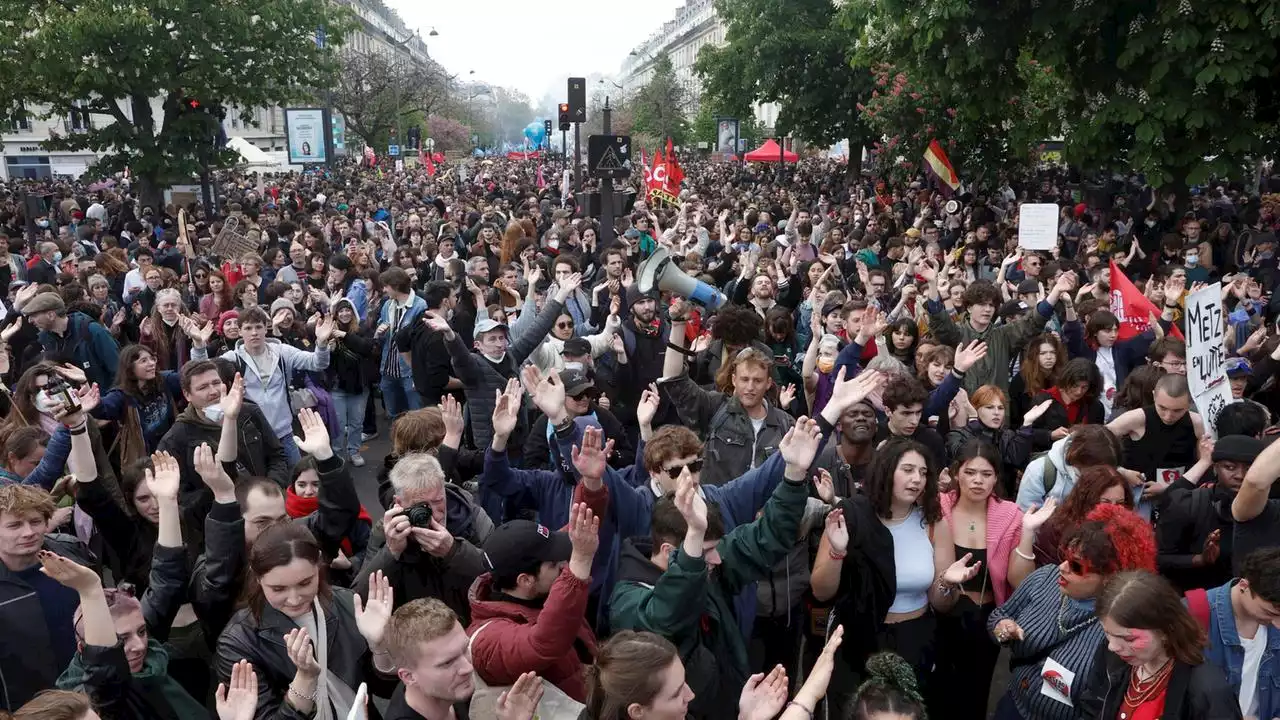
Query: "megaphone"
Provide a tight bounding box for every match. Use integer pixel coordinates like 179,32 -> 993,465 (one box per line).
637,246 -> 726,310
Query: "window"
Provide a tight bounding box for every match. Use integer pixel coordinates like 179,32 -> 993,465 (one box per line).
67,103 -> 91,131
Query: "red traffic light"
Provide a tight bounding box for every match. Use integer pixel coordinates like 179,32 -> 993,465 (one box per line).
559,103 -> 569,113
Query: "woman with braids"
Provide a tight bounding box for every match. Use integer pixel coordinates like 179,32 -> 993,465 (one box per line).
1078,571 -> 1240,719
1008,333 -> 1065,429
987,504 -> 1157,720
94,345 -> 182,467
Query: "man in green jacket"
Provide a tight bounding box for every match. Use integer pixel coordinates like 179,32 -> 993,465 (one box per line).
609,416 -> 824,720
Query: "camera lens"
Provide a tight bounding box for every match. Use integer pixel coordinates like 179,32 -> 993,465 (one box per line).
406,504 -> 433,528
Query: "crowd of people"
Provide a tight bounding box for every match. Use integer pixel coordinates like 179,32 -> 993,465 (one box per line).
0,153 -> 1276,720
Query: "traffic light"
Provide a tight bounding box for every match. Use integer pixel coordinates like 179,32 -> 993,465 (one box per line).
543,119 -> 552,139
558,103 -> 570,131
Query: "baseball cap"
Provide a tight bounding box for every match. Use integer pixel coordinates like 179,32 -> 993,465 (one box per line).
1016,279 -> 1041,295
1225,357 -> 1252,378
999,300 -> 1029,319
561,337 -> 591,357
482,520 -> 572,576
559,366 -> 595,397
474,318 -> 508,336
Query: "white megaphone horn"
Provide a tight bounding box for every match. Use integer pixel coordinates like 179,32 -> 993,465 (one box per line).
637,247 -> 726,310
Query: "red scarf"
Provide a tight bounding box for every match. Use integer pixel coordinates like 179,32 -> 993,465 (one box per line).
1046,387 -> 1084,424
285,486 -> 372,556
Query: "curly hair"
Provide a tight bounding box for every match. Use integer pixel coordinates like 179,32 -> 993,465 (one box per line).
1062,503 -> 1157,576
962,279 -> 1002,308
854,652 -> 926,720
709,303 -> 763,347
1040,466 -> 1134,549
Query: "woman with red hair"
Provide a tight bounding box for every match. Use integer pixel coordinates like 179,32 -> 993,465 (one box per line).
988,504 -> 1156,720
1026,467 -> 1136,572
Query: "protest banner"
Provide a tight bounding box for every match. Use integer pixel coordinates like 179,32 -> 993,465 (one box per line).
1183,283 -> 1234,436
1018,203 -> 1059,250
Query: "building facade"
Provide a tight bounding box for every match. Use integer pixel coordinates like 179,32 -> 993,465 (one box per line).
0,0 -> 432,180
618,0 -> 778,130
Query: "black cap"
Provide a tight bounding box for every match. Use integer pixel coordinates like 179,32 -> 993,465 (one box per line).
1016,279 -> 1041,295
559,365 -> 595,396
1212,435 -> 1265,464
561,337 -> 591,357
999,300 -> 1029,319
481,520 -> 572,576
625,283 -> 659,311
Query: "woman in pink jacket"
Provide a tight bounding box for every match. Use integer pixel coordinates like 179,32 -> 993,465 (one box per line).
934,439 -> 1026,719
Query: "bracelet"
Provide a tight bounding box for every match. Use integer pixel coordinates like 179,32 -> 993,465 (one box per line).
785,701 -> 813,719
288,684 -> 316,702
1014,548 -> 1035,561
67,422 -> 88,435
936,578 -> 955,595
828,549 -> 847,561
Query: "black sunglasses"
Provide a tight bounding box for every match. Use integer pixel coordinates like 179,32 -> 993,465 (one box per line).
663,460 -> 704,476
556,320 -> 575,330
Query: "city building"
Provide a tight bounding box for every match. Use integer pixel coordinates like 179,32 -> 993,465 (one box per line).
618,0 -> 778,129
0,0 -> 434,180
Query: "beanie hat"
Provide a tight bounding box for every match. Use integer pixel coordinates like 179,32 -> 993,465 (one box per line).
21,292 -> 65,316
1212,435 -> 1264,464
270,298 -> 296,317
216,310 -> 240,335
625,282 -> 659,312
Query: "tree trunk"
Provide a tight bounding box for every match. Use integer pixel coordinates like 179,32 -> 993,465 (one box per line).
137,174 -> 165,215
848,143 -> 864,178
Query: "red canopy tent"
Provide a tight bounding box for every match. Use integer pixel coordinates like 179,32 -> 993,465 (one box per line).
744,138 -> 798,163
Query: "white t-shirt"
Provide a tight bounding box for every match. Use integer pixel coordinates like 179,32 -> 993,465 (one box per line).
1239,624 -> 1267,716
1096,346 -> 1117,416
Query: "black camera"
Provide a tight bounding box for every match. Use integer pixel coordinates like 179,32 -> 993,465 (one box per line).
405,502 -> 436,528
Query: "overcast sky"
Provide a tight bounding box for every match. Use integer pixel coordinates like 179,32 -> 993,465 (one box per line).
385,0 -> 687,110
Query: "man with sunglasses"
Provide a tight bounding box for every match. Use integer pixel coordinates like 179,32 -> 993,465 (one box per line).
521,366 -> 632,478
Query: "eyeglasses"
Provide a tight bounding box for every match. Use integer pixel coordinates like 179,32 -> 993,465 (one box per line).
662,460 -> 704,476
555,321 -> 575,330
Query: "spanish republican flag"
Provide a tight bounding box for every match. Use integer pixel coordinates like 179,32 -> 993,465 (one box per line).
923,139 -> 959,196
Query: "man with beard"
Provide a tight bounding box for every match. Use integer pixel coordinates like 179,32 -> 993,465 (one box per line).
616,284 -> 674,432
1156,434 -> 1263,592
731,266 -> 779,320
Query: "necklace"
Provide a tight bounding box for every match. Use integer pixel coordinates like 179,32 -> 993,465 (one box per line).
969,519 -> 977,532
1056,592 -> 1098,636
1123,658 -> 1172,708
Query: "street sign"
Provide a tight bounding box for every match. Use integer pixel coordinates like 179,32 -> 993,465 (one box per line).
587,135 -> 631,179
388,144 -> 400,157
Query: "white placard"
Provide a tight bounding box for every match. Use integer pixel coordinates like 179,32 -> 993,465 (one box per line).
1018,203 -> 1059,250
284,108 -> 327,164
1184,283 -> 1233,436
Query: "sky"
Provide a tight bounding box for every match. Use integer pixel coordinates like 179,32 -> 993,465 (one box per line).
384,0 -> 687,113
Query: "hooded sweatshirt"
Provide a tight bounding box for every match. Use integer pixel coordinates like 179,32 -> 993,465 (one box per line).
1015,434 -> 1080,511
58,640 -> 205,719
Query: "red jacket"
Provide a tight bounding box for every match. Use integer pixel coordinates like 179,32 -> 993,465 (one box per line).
466,567 -> 597,701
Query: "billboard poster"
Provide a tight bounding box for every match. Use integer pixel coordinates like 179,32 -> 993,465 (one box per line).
716,118 -> 739,155
285,108 -> 327,164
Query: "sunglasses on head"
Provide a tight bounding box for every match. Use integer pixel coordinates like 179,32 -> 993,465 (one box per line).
663,460 -> 704,476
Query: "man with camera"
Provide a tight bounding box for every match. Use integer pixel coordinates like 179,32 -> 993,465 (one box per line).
356,452 -> 494,624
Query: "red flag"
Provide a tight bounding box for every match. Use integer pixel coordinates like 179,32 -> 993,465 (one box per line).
665,138 -> 684,192
923,139 -> 959,196
647,148 -> 665,199
424,151 -> 437,177
1108,260 -> 1184,341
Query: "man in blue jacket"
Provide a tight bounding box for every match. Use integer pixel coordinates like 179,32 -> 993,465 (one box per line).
23,292 -> 119,389
1202,546 -> 1280,720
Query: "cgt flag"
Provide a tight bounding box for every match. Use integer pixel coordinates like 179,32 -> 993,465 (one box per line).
923,139 -> 959,196
1108,260 -> 1184,341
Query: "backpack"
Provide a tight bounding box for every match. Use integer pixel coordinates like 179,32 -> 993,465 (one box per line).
1030,450 -> 1059,496
467,621 -> 585,720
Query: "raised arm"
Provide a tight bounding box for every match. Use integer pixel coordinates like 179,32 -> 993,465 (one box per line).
1233,431 -> 1280,523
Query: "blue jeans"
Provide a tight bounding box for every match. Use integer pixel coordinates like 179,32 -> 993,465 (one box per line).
380,375 -> 422,418
332,389 -> 368,458
279,433 -> 301,466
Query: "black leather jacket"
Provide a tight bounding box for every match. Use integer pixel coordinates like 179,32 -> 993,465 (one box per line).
1078,645 -> 1242,720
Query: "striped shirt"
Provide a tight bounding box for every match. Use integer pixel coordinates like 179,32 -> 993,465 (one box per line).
987,564 -> 1105,720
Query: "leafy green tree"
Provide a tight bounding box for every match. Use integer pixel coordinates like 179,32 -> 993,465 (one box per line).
842,0 -> 1280,194
332,50 -> 453,152
0,0 -> 354,210
689,104 -> 765,152
696,0 -> 874,173
629,53 -> 690,146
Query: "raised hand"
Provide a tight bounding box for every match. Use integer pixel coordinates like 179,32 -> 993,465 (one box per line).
738,664 -> 789,720
942,552 -> 983,586
194,442 -> 232,496
800,625 -> 844,704
496,671 -> 544,720
146,451 -> 181,501
38,550 -> 101,593
521,364 -> 565,420
216,660 -> 259,720
54,363 -> 87,385
353,570 -> 395,647
567,502 -> 600,565
315,316 -> 335,344
491,386 -> 519,439
292,408 -> 327,456
440,394 -> 466,441
826,368 -> 884,417
1022,399 -> 1054,427
673,468 -> 708,534
554,273 -> 583,301
814,468 -> 836,504
1,315 -> 23,342
636,383 -> 660,428
283,628 -> 321,679
222,373 -> 245,419
824,509 -> 849,556
953,340 -> 988,373
778,383 -> 797,409
780,416 -> 823,471
1021,497 -> 1057,534
571,426 -> 614,488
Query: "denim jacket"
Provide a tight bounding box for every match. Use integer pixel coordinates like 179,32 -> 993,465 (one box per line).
1204,579 -> 1280,719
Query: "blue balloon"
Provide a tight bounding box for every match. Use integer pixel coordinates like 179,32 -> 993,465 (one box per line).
525,120 -> 546,146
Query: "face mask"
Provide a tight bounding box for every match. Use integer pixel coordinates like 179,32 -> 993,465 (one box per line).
1185,254 -> 1198,266
37,220 -> 49,229
52,252 -> 63,263
203,403 -> 224,423
817,358 -> 835,373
